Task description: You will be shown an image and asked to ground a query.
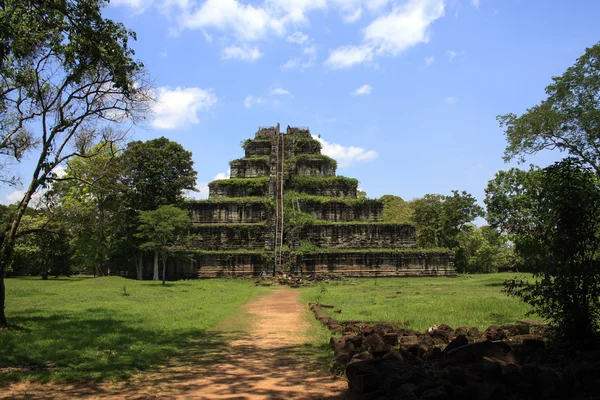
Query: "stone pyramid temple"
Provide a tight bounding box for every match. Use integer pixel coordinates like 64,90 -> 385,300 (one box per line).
170,124 -> 455,279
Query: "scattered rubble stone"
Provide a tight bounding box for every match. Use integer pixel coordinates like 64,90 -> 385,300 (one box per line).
309,302 -> 600,399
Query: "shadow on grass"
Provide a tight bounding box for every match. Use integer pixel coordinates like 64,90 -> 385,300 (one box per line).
485,282 -> 506,287
9,276 -> 96,282
0,312 -> 232,385
1,318 -> 347,400
131,340 -> 346,400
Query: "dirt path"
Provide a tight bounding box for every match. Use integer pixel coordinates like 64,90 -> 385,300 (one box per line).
3,287 -> 348,400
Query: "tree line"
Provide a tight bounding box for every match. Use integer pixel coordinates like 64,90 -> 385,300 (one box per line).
380,191 -> 515,274
1,0 -> 600,341
382,42 -> 600,341
1,137 -> 196,280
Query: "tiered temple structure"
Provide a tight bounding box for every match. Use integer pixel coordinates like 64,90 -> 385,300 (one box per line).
170,125 -> 455,278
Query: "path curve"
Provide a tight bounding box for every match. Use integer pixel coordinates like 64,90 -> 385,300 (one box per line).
3,287 -> 348,399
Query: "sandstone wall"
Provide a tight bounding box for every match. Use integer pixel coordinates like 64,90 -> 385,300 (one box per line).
244,140 -> 272,157
301,224 -> 416,249
190,224 -> 266,250
299,200 -> 383,222
189,201 -> 269,224
295,251 -> 455,277
295,159 -> 336,177
293,185 -> 357,198
230,158 -> 270,178
195,253 -> 265,278
208,179 -> 268,198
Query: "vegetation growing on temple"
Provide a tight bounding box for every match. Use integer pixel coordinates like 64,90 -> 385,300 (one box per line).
291,176 -> 359,192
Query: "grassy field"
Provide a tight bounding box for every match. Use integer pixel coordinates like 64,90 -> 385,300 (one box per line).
299,273 -> 537,332
0,276 -> 264,383
0,273 -> 538,383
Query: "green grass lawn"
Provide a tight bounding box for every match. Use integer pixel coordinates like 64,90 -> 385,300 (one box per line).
0,276 -> 264,383
299,273 -> 537,332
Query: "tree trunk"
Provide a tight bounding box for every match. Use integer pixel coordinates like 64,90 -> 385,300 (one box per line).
0,273 -> 7,328
162,258 -> 167,286
137,252 -> 143,280
0,133 -> 63,328
153,251 -> 159,280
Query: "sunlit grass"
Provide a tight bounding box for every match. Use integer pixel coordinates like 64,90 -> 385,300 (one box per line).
0,276 -> 264,383
299,273 -> 536,331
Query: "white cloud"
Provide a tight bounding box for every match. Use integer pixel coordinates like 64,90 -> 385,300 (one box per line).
364,0 -> 445,55
152,87 -> 217,130
222,44 -> 263,62
115,0 -> 444,69
188,183 -> 209,200
340,7 -> 363,23
213,170 -> 231,180
2,164 -> 68,206
181,0 -> 280,42
445,96 -> 457,104
287,31 -> 309,44
352,84 -> 373,96
365,0 -> 390,11
189,169 -> 230,199
271,87 -> 292,96
53,165 -> 67,178
282,58 -> 301,70
244,95 -> 264,108
265,0 -> 328,25
471,0 -> 480,8
313,135 -> 378,167
325,0 -> 445,68
425,55 -> 435,66
202,30 -> 213,42
325,45 -> 374,69
447,49 -> 458,60
2,189 -> 25,205
282,45 -> 317,71
110,0 -> 149,11
1,188 -> 48,208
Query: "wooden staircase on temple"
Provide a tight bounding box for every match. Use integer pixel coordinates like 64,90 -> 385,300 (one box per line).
167,123 -> 457,279
274,131 -> 285,273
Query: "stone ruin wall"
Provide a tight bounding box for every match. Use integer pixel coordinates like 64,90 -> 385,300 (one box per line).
190,201 -> 268,224
297,252 -> 455,277
195,253 -> 264,278
160,124 -> 456,279
300,224 -> 417,249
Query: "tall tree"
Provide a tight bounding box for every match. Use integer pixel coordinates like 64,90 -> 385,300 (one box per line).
380,195 -> 414,224
121,137 -> 197,211
121,137 -> 196,280
484,166 -> 543,236
491,159 -> 600,341
12,213 -> 72,279
0,0 -> 150,327
135,205 -> 190,285
455,225 -> 513,273
411,191 -> 484,249
51,142 -> 123,277
499,42 -> 600,176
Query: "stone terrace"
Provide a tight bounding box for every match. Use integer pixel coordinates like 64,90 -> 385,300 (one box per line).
169,124 -> 456,279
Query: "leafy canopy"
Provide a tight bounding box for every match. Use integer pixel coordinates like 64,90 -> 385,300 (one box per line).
121,137 -> 197,211
488,159 -> 600,341
499,42 -> 600,176
411,191 -> 484,249
135,205 -> 191,283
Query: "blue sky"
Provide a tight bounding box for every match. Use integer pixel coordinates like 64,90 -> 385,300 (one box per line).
3,0 -> 600,212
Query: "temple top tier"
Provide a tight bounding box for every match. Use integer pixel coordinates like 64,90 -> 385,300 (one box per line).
209,124 -> 357,198
255,124 -> 311,139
